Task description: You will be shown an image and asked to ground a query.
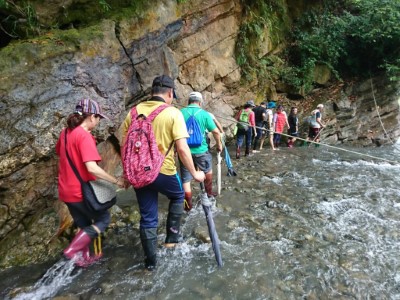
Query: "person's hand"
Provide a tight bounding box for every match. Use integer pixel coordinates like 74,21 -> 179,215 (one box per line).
122,178 -> 131,189
192,170 -> 205,182
115,178 -> 125,189
217,144 -> 223,152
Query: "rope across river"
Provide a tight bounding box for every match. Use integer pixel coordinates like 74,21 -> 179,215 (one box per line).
173,102 -> 400,165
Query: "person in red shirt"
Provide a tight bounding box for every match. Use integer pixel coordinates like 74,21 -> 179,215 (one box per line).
273,105 -> 290,148
235,100 -> 256,158
56,98 -> 124,267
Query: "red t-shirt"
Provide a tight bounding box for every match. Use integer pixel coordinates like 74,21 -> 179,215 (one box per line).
55,126 -> 101,202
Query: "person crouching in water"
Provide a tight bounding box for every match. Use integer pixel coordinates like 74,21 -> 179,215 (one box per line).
273,105 -> 289,148
56,99 -> 125,267
287,107 -> 299,148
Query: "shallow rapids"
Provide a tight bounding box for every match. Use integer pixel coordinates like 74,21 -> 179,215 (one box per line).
1,143 -> 400,299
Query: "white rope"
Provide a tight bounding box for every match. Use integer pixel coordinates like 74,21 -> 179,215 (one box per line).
174,103 -> 400,165
370,78 -> 397,146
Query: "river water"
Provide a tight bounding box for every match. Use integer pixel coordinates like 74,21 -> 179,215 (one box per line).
1,143 -> 400,299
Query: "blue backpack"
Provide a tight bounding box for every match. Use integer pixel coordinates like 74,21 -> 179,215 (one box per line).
186,109 -> 203,148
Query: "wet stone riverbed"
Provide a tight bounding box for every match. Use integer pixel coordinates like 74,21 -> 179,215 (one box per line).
1,144 -> 400,299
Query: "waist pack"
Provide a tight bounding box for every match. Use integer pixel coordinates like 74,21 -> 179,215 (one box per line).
122,104 -> 173,189
64,130 -> 116,212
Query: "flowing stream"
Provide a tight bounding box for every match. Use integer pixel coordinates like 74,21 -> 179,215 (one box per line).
1,143 -> 400,299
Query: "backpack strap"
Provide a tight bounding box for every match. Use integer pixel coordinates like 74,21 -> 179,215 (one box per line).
129,104 -> 170,122
129,104 -> 174,156
146,104 -> 170,122
186,107 -> 202,117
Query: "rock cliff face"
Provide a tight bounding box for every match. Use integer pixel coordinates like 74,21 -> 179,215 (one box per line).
0,0 -> 246,268
0,0 -> 399,267
307,76 -> 400,147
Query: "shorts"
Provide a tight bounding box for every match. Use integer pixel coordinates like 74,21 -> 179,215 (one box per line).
180,151 -> 212,183
308,127 -> 320,139
288,130 -> 299,138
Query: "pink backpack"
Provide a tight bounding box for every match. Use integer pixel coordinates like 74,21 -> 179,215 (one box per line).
123,104 -> 173,189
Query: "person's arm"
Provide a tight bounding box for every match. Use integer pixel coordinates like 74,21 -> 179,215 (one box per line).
120,111 -> 132,151
249,112 -> 257,136
175,138 -> 205,182
285,112 -> 290,129
213,118 -> 223,134
316,112 -> 325,128
85,161 -> 125,188
211,128 -> 223,152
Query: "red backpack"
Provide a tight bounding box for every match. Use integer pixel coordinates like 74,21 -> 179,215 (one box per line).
122,104 -> 173,189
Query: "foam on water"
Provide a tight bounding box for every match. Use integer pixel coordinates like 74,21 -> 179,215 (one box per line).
12,259 -> 80,300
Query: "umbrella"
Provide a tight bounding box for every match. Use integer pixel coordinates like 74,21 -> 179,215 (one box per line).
199,181 -> 223,267
217,151 -> 222,195
224,146 -> 237,176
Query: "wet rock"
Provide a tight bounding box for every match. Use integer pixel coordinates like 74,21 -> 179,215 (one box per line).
193,228 -> 211,243
267,201 -> 278,208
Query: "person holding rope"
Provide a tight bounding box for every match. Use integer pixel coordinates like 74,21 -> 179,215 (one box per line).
252,101 -> 267,153
307,104 -> 326,145
235,100 -> 256,158
287,107 -> 299,148
259,101 -> 276,151
180,92 -> 223,212
121,76 -> 205,270
273,105 -> 290,149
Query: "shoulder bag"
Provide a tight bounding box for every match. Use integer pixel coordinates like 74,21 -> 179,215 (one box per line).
64,130 -> 117,212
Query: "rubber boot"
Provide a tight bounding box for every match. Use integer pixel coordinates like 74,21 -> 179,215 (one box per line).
165,202 -> 183,246
63,230 -> 92,262
184,191 -> 193,212
236,146 -> 241,159
205,173 -> 217,198
245,146 -> 250,157
140,228 -> 158,270
76,246 -> 102,268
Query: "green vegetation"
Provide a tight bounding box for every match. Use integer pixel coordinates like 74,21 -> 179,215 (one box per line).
0,0 -> 158,43
0,0 -> 40,39
235,0 -> 290,94
286,0 -> 400,89
236,0 -> 400,93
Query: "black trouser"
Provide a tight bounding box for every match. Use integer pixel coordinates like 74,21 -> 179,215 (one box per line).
253,122 -> 264,150
65,201 -> 110,238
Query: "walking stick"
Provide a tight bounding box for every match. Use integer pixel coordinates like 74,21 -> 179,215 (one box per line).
308,126 -> 325,147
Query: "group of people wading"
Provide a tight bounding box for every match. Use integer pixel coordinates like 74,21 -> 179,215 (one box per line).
235,100 -> 326,158
56,74 -> 325,270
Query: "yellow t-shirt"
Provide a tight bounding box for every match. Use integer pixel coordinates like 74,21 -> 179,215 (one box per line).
122,100 -> 189,175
